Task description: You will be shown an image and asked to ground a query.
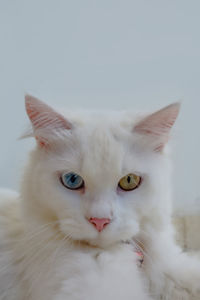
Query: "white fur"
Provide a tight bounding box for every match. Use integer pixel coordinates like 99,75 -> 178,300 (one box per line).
0,97 -> 200,299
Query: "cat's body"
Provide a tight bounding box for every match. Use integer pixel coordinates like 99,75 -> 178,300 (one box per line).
0,96 -> 200,299
0,191 -> 149,300
0,191 -> 200,300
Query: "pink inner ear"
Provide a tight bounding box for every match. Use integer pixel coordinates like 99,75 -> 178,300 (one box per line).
25,95 -> 72,148
25,95 -> 71,131
154,139 -> 169,152
134,103 -> 180,151
35,136 -> 49,148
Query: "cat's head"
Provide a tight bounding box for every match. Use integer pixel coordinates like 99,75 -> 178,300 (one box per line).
21,95 -> 180,247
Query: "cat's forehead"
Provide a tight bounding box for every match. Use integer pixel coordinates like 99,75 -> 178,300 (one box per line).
43,108 -> 156,178
57,109 -> 145,167
53,111 -> 137,183
77,125 -> 123,183
59,108 -> 144,129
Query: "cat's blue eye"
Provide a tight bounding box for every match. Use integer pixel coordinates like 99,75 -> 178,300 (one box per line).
61,172 -> 84,190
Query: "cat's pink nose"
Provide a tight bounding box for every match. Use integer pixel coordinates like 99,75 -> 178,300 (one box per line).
89,217 -> 111,232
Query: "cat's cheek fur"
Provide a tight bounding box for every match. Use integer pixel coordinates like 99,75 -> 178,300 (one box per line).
57,197 -> 140,246
21,149 -> 141,247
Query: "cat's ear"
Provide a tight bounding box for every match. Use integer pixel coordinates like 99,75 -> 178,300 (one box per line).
134,103 -> 180,152
25,95 -> 72,148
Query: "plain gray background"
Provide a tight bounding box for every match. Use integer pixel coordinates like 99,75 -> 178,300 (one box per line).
0,0 -> 199,211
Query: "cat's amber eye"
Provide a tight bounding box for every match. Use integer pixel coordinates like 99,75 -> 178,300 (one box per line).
118,173 -> 141,191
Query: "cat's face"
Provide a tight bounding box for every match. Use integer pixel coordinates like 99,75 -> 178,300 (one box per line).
22,96 -> 180,247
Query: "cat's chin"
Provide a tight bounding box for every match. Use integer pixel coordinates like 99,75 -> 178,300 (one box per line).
64,230 -> 130,249
73,237 -> 121,249
59,225 -> 138,249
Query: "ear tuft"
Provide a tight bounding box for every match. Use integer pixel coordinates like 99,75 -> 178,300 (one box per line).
25,95 -> 72,131
134,102 -> 180,152
24,95 -> 72,148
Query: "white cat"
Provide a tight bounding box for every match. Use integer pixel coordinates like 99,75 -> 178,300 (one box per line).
0,95 -> 199,300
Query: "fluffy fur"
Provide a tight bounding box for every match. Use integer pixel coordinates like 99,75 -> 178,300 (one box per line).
0,96 -> 200,299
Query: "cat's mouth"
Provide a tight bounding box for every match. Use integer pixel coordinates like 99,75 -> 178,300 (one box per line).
72,239 -> 105,249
